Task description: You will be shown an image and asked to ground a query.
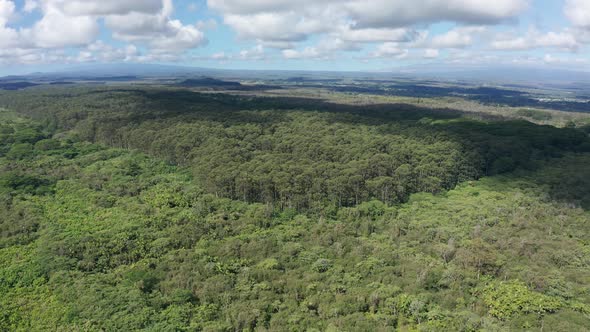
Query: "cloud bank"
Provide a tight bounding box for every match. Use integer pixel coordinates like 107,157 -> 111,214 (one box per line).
0,0 -> 587,70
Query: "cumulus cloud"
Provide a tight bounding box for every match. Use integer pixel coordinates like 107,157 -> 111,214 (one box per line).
282,39 -> 364,60
208,0 -> 528,46
209,0 -> 527,26
221,11 -> 335,43
238,44 -> 265,60
1,0 -> 101,51
565,0 -> 590,29
423,49 -> 439,59
207,0 -> 343,43
0,0 -> 15,23
207,0 -> 335,15
429,26 -> 487,49
3,0 -> 206,51
277,35 -> 364,61
319,38 -> 361,52
23,0 -> 39,12
210,51 -> 227,60
104,0 -> 206,51
86,41 -> 140,62
338,26 -> 414,43
345,0 -> 528,28
369,42 -> 409,59
205,44 -> 266,61
0,47 -> 82,66
0,0 -> 586,68
223,12 -> 304,42
43,0 -> 163,16
446,50 -> 500,65
0,0 -> 207,66
0,0 -> 19,48
23,7 -> 99,48
491,29 -> 579,51
282,47 -> 324,60
0,0 -> 18,41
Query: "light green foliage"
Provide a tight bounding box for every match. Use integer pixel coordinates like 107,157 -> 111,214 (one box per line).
477,280 -> 564,319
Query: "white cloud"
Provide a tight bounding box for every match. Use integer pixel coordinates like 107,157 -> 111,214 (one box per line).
0,0 -> 584,68
207,0 -> 527,47
0,0 -> 20,49
0,0 -> 207,65
565,0 -> 590,29
24,7 -> 99,48
345,0 -> 528,28
543,54 -> 557,64
207,0 -> 333,15
277,36 -> 361,61
282,47 -> 323,60
221,12 -> 326,42
0,29 -> 20,48
209,0 -> 528,27
3,1 -> 104,50
0,0 -> 15,24
446,50 -> 500,65
43,0 -> 163,16
491,29 -> 579,51
23,0 -> 39,13
150,21 -> 206,52
211,51 -> 227,60
85,40 -> 140,62
319,38 -> 361,52
429,26 -> 486,49
258,40 -> 295,50
338,26 -> 414,43
104,0 -> 206,51
0,48 -> 74,65
369,42 -> 409,59
533,31 -> 579,50
239,44 -> 265,60
423,49 -> 439,59
9,0 -> 202,51
205,45 -> 266,61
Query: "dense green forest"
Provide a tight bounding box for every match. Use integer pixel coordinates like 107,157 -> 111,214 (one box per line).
1,87 -> 588,210
1,87 -> 590,331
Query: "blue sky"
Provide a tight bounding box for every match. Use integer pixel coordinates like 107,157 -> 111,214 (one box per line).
0,0 -> 589,75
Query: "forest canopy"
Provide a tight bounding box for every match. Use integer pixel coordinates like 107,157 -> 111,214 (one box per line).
0,86 -> 589,331
1,87 -> 588,210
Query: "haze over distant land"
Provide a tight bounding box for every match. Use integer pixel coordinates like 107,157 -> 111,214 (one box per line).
2,63 -> 590,88
0,0 -> 588,75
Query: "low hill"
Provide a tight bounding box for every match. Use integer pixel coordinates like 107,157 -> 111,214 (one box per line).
177,77 -> 243,88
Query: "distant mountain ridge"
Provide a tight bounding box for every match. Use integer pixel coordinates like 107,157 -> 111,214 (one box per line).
177,77 -> 242,87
